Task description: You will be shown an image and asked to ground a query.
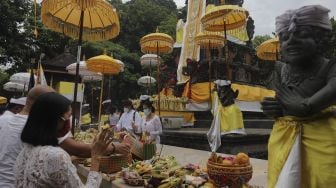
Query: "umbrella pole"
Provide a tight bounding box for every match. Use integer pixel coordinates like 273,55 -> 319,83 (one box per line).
208,40 -> 212,107
157,42 -> 160,116
149,60 -> 152,95
72,10 -> 84,134
276,46 -> 279,61
98,75 -> 104,130
223,20 -> 231,81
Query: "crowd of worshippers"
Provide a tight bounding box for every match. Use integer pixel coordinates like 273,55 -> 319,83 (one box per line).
0,86 -> 162,187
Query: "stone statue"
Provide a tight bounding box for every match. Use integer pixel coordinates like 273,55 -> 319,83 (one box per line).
261,5 -> 336,188
216,82 -> 239,106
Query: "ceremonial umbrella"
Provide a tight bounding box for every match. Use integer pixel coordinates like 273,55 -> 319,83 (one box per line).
4,82 -> 28,92
137,76 -> 156,87
66,61 -> 102,82
86,54 -> 122,126
41,0 -> 120,128
201,5 -> 249,80
140,54 -> 161,67
10,72 -> 36,86
0,96 -> 6,105
256,37 -> 280,61
140,29 -> 174,115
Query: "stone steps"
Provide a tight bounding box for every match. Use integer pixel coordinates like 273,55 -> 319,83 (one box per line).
160,128 -> 270,159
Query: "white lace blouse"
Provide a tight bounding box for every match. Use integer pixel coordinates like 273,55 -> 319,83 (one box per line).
14,144 -> 102,188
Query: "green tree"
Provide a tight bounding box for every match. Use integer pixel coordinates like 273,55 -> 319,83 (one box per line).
252,35 -> 272,48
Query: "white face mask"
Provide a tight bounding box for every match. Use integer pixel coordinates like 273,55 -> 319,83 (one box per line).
124,107 -> 130,113
144,108 -> 151,116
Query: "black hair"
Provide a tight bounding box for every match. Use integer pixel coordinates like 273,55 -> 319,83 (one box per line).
142,101 -> 155,113
21,92 -> 71,146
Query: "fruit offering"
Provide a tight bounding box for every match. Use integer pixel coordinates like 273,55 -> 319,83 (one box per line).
208,152 -> 250,166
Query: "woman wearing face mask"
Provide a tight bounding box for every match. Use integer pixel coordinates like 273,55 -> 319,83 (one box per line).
139,101 -> 162,144
15,93 -> 113,188
116,100 -> 142,133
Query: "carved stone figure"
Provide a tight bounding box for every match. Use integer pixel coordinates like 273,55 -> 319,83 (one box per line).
261,5 -> 336,188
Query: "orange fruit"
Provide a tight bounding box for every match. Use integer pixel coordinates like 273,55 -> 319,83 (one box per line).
222,159 -> 233,165
235,152 -> 250,165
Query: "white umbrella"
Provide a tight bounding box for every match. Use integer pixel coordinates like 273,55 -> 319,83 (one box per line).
66,61 -> 102,81
140,54 -> 161,67
81,74 -> 103,82
9,72 -> 36,85
137,76 -> 156,87
115,59 -> 125,72
4,82 -> 28,92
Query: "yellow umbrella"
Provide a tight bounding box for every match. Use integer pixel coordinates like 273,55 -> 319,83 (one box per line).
0,96 -> 7,105
256,37 -> 280,61
41,0 -> 120,41
195,31 -> 226,49
201,5 -> 248,80
140,29 -> 174,115
86,54 -> 122,126
140,31 -> 174,54
41,0 -> 120,130
201,5 -> 248,33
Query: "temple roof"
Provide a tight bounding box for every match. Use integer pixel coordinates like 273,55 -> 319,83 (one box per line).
42,47 -> 76,72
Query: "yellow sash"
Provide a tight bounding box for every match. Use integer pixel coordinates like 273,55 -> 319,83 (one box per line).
268,107 -> 336,188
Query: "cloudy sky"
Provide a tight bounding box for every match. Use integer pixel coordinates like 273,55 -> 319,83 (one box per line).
173,0 -> 336,36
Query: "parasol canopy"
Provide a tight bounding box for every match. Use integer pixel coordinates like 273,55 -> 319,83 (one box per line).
115,59 -> 125,72
137,76 -> 156,87
195,31 -> 226,48
256,37 -> 280,61
140,31 -> 174,54
65,61 -> 102,80
0,96 -> 7,104
201,5 -> 249,41
41,0 -> 120,41
140,54 -> 161,67
3,82 -> 28,92
86,54 -> 122,74
10,73 -> 36,86
201,5 -> 248,32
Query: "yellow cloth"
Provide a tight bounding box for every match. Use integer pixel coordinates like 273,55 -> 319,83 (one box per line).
80,113 -> 91,125
155,111 -> 195,124
100,114 -> 109,123
182,82 -> 275,103
182,82 -> 214,103
211,92 -> 244,132
268,107 -> 336,188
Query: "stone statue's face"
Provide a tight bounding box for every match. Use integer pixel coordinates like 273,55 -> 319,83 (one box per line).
280,26 -> 318,66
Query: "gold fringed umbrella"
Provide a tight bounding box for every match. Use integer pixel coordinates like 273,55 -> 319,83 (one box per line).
41,0 -> 120,131
195,31 -> 226,49
256,37 -> 280,61
140,29 -> 174,115
41,0 -> 120,41
201,5 -> 248,80
86,54 -> 122,128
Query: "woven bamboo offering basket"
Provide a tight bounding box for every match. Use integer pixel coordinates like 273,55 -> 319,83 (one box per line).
98,153 -> 132,174
207,160 -> 253,188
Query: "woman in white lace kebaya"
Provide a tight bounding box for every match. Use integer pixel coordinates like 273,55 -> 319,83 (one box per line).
138,101 -> 162,144
14,93 -> 113,188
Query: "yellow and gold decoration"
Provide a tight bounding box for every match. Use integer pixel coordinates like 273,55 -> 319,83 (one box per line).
201,4 -> 249,41
256,37 -> 280,61
41,0 -> 120,41
177,0 -> 206,83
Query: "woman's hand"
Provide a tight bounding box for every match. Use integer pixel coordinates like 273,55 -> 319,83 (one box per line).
90,129 -> 113,171
91,129 -> 113,157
